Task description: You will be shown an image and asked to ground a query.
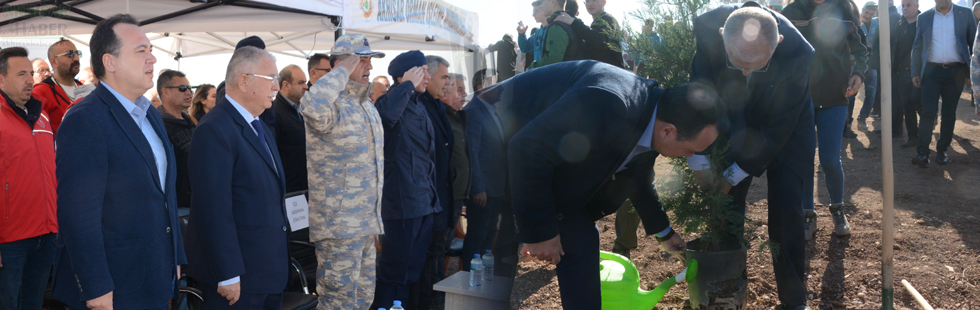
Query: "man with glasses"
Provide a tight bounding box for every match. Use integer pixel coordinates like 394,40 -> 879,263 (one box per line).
31,58 -> 51,85
307,53 -> 331,87
156,69 -> 196,210
33,38 -> 83,134
689,4 -> 816,310
300,33 -> 385,310
185,46 -> 290,310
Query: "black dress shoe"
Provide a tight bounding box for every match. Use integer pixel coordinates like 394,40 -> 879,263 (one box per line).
911,154 -> 929,168
843,129 -> 858,138
901,137 -> 917,148
937,151 -> 950,165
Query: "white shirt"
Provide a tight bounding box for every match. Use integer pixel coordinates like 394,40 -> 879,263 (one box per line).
927,9 -> 963,64
686,156 -> 750,187
60,82 -> 77,101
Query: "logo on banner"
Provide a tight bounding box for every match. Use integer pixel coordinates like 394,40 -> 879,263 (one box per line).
361,0 -> 373,18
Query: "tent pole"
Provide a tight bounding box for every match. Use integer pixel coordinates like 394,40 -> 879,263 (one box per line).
876,2 -> 896,310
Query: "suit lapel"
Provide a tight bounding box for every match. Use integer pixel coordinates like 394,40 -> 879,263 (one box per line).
220,100 -> 279,174
98,85 -> 164,193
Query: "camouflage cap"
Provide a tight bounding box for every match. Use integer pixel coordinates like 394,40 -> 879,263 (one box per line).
331,34 -> 385,58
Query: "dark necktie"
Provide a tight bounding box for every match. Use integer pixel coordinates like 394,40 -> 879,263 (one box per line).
250,119 -> 272,159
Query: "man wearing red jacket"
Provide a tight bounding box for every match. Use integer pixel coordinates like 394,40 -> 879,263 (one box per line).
0,47 -> 59,310
32,38 -> 83,134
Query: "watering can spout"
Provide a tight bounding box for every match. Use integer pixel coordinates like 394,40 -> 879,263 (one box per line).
633,260 -> 698,309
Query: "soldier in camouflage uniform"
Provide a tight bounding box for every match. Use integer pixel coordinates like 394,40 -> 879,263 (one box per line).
299,34 -> 385,310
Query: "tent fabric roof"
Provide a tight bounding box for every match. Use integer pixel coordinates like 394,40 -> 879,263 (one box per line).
0,0 -> 478,58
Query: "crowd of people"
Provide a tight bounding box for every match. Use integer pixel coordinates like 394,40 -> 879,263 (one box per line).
1,0 -> 979,309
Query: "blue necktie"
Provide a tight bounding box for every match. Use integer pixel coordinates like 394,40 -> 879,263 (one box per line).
250,119 -> 272,159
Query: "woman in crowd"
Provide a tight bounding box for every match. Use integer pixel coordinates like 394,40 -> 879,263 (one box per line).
783,0 -> 869,239
188,83 -> 216,123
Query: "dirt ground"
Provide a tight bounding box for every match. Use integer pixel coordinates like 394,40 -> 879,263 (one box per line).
505,91 -> 980,309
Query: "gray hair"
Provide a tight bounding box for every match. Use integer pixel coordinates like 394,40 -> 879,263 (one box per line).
425,55 -> 450,75
723,7 -> 780,61
225,46 -> 276,90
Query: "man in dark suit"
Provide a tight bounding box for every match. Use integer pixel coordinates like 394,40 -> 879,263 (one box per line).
272,64 -> 309,193
476,60 -> 725,309
416,55 -> 454,310
371,50 -> 435,310
185,46 -> 290,310
463,72 -> 519,279
53,14 -> 187,310
690,4 -> 816,309
910,0 -> 975,167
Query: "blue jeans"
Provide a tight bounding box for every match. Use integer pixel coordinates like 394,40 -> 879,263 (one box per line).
804,106 -> 846,210
0,233 -> 56,310
858,69 -> 878,119
917,64 -> 967,155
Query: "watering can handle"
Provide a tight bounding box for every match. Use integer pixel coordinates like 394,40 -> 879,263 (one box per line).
599,251 -> 640,279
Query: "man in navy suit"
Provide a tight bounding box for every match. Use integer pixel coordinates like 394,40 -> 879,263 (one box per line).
53,14 -> 187,310
462,70 -> 510,275
475,60 -> 726,309
184,46 -> 290,310
690,4 -> 815,309
910,0 -> 975,167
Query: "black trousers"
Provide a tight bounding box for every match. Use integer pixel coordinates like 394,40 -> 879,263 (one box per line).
554,209 -> 601,310
730,159 -> 808,308
917,64 -> 968,155
372,214 -> 433,310
893,71 -> 921,138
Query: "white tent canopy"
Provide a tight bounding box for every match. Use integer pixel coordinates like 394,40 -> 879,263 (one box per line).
0,0 -> 480,59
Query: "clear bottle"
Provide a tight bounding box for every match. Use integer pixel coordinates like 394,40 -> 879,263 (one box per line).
482,249 -> 494,282
388,300 -> 405,310
469,254 -> 483,287
390,300 -> 404,310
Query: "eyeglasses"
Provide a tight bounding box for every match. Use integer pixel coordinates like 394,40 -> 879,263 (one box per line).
56,50 -> 83,58
247,73 -> 279,85
35,68 -> 51,74
166,85 -> 192,92
726,53 -> 771,73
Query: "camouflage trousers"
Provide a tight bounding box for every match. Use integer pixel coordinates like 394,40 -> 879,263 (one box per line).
315,235 -> 377,310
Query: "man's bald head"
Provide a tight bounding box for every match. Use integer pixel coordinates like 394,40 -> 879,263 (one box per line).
720,7 -> 782,75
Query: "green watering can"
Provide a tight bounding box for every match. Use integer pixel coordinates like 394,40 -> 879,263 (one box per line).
599,251 -> 698,310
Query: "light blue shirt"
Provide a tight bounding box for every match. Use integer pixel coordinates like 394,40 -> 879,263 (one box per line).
614,107 -> 671,238
102,81 -> 167,191
616,106 -> 657,173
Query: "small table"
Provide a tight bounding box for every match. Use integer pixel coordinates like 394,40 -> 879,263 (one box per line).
433,271 -> 513,310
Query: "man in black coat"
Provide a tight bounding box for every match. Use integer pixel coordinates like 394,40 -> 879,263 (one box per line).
476,60 -> 726,309
272,64 -> 309,193
156,69 -> 196,209
690,3 -> 816,309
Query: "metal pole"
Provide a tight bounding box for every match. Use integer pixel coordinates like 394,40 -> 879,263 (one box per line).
877,2 -> 896,310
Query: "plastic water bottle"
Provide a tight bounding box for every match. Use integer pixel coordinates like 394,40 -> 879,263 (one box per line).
390,300 -> 404,310
469,254 -> 483,287
482,249 -> 494,282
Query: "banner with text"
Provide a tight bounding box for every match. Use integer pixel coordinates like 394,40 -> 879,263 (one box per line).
343,0 -> 478,49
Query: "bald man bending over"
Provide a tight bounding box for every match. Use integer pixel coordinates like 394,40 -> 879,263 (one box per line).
689,3 -> 816,310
